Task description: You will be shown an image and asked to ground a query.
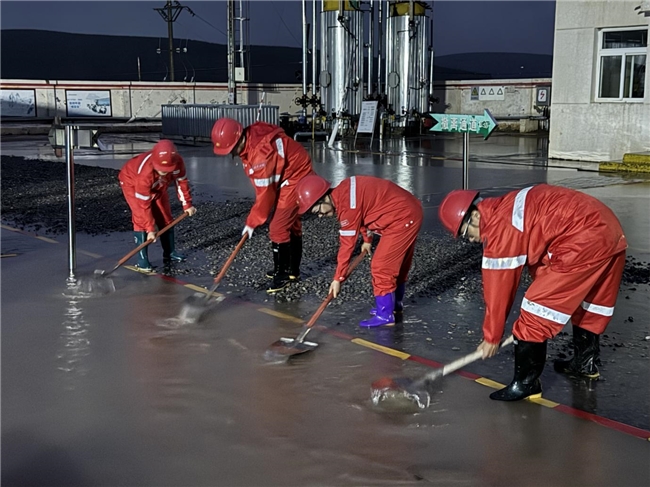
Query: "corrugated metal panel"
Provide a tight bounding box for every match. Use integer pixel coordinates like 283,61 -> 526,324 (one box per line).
161,104 -> 279,139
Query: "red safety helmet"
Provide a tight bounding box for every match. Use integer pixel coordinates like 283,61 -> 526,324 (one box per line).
150,139 -> 178,172
297,174 -> 332,215
211,117 -> 244,155
438,189 -> 480,237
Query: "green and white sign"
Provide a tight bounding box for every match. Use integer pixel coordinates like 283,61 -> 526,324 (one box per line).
429,109 -> 498,139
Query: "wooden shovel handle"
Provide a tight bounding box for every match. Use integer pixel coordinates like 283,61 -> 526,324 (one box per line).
108,212 -> 188,275
434,335 -> 515,379
302,249 -> 369,330
212,233 -> 249,286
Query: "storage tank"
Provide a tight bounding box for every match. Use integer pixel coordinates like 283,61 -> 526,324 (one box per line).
384,1 -> 431,123
320,0 -> 365,116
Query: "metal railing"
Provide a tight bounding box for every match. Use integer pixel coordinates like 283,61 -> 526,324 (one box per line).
161,104 -> 279,141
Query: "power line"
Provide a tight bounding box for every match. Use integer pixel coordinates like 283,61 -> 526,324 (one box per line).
271,3 -> 301,47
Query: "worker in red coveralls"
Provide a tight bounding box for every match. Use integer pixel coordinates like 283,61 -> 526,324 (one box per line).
296,174 -> 423,327
438,184 -> 627,401
210,118 -> 314,293
118,139 -> 196,271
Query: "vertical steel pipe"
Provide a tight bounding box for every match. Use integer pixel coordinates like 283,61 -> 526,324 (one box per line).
65,125 -> 77,283
463,132 -> 469,190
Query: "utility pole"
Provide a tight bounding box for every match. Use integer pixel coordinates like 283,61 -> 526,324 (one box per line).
227,0 -> 236,104
154,1 -> 191,82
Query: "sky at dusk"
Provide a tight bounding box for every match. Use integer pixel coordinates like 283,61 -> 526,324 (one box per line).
0,1 -> 556,56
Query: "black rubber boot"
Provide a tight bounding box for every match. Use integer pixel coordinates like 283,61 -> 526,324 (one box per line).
267,242 -> 291,294
133,231 -> 153,272
554,326 -> 601,379
490,339 -> 547,401
289,234 -> 302,281
266,241 -> 280,279
160,227 -> 186,263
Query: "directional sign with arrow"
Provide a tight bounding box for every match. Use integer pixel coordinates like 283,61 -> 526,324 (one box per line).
429,109 -> 498,139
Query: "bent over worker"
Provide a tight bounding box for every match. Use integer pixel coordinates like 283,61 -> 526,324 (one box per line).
439,184 -> 627,401
296,174 -> 423,327
119,139 -> 196,271
211,118 -> 314,293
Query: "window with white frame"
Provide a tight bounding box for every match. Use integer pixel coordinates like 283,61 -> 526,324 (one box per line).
596,27 -> 647,100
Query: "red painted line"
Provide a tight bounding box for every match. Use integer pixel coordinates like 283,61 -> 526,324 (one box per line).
158,274 -> 189,286
408,354 -> 443,368
554,404 -> 650,441
315,325 -> 354,341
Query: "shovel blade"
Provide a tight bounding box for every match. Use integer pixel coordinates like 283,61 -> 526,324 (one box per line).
177,293 -> 225,324
263,337 -> 319,363
74,275 -> 116,295
370,376 -> 431,412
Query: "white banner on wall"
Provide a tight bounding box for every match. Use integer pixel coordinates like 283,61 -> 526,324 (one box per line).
66,90 -> 112,117
1,89 -> 36,117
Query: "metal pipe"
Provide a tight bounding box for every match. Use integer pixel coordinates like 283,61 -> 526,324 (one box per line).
368,0 -> 374,96
65,125 -> 77,283
302,0 -> 308,115
239,0 -> 245,69
377,0 -> 383,93
463,131 -> 469,190
312,0 -> 317,98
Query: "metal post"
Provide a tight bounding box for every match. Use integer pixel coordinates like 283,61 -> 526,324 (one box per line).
302,0 -> 308,118
368,0 -> 374,96
462,131 -> 469,190
167,0 -> 175,81
227,0 -> 236,104
377,0 -> 383,93
312,0 -> 318,135
65,125 -> 77,283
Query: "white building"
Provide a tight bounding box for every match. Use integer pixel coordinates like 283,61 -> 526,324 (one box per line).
549,0 -> 649,162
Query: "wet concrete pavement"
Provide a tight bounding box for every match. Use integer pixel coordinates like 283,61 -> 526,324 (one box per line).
2,132 -> 650,486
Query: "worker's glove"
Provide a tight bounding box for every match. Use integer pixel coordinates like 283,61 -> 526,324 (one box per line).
242,225 -> 254,239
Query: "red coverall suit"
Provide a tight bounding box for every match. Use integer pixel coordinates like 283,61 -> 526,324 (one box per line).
239,122 -> 313,241
478,184 -> 627,345
331,175 -> 423,296
239,122 -> 314,292
119,151 -> 193,232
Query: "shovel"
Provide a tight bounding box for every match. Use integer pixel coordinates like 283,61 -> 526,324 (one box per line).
78,213 -> 188,294
264,249 -> 369,362
370,335 -> 515,411
177,233 -> 248,324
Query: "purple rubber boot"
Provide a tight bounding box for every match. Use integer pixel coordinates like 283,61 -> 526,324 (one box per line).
360,293 -> 395,328
369,283 -> 405,315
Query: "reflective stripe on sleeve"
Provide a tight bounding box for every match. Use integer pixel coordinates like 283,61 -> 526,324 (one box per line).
339,230 -> 357,237
177,186 -> 187,207
581,301 -> 614,317
135,192 -> 151,201
521,298 -> 571,324
482,255 -> 527,269
137,154 -> 152,174
254,175 -> 281,187
176,176 -> 187,181
275,138 -> 285,158
512,186 -> 533,232
350,176 -> 357,209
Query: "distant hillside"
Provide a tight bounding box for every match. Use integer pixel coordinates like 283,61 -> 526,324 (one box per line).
0,30 -> 551,83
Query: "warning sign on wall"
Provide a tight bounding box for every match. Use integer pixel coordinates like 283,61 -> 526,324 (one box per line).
474,86 -> 505,101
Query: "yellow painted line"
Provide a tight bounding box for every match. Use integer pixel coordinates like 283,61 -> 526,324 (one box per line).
351,338 -> 411,360
124,265 -> 157,275
78,250 -> 103,258
1,253 -> 19,258
35,236 -> 58,244
527,396 -> 560,408
1,224 -> 20,232
257,308 -> 304,324
474,377 -> 506,390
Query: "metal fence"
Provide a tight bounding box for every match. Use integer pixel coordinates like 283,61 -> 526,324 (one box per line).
161,104 -> 280,141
